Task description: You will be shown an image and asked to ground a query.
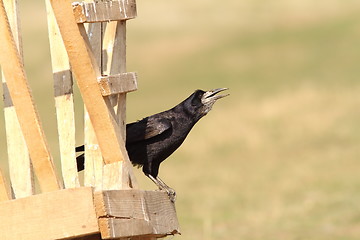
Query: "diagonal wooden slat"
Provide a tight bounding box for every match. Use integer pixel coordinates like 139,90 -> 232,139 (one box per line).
2,0 -> 35,198
0,0 -> 61,192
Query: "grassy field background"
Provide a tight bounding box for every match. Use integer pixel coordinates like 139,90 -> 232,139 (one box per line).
1,0 -> 360,239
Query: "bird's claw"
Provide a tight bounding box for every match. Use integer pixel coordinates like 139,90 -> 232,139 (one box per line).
166,188 -> 176,203
147,175 -> 177,202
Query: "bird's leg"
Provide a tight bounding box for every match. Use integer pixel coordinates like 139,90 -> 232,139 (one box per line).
147,174 -> 176,202
156,176 -> 175,192
147,174 -> 163,189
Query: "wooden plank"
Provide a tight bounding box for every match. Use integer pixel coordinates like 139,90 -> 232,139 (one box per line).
102,20 -> 138,190
0,170 -> 11,202
143,191 -> 180,236
101,21 -> 124,191
98,218 -> 153,239
0,0 -> 61,192
95,190 -> 180,239
73,0 -> 137,23
50,0 -> 128,167
102,21 -> 126,129
2,0 -> 34,198
0,187 -> 99,240
45,0 -> 79,189
99,72 -> 138,96
3,83 -> 35,197
84,21 -> 103,190
84,108 -> 104,190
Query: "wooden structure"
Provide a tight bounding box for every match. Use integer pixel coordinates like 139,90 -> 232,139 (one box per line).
0,0 -> 180,239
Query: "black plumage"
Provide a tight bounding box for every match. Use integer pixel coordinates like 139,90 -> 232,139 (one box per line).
76,88 -> 228,201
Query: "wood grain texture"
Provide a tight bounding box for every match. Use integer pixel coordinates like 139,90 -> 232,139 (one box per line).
0,187 -> 99,240
2,0 -> 34,198
0,0 -> 60,192
84,21 -> 104,190
101,20 -> 138,190
50,0 -> 128,166
101,21 -> 126,191
99,72 -> 138,96
84,109 -> 104,190
46,0 -> 79,189
73,0 -> 137,23
95,190 -> 180,239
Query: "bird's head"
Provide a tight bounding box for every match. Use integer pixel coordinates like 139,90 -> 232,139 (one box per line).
184,88 -> 229,121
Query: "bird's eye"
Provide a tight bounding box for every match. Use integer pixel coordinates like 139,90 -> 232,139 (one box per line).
191,92 -> 203,106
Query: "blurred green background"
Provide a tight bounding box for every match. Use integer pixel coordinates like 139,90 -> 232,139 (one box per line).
1,0 -> 360,239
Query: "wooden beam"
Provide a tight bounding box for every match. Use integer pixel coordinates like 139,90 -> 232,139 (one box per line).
50,0 -> 128,166
0,187 -> 99,240
95,190 -> 180,239
84,21 -> 103,190
99,72 -> 138,96
0,0 -> 61,192
101,20 -> 138,190
2,0 -> 34,197
73,0 -> 137,23
45,0 -> 79,189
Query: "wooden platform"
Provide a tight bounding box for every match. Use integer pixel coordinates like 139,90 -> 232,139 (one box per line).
0,188 -> 179,240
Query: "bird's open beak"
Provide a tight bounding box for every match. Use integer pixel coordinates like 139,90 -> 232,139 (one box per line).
201,88 -> 229,104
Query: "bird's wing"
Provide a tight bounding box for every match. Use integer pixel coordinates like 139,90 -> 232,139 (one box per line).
126,117 -> 172,144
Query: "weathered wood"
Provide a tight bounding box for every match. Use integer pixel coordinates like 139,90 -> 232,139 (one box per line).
84,21 -> 104,190
73,0 -> 137,23
0,170 -> 11,202
106,21 -> 127,129
45,0 -> 79,189
103,160 -> 129,191
99,72 -> 138,96
50,0 -> 129,167
3,82 -> 35,197
0,0 -> 61,192
101,21 -> 125,191
101,20 -> 138,190
2,0 -> 34,198
95,190 -> 180,239
0,187 -> 99,240
84,109 -> 104,190
115,21 -> 138,189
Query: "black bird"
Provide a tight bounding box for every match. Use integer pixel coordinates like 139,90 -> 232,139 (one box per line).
76,88 -> 229,201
